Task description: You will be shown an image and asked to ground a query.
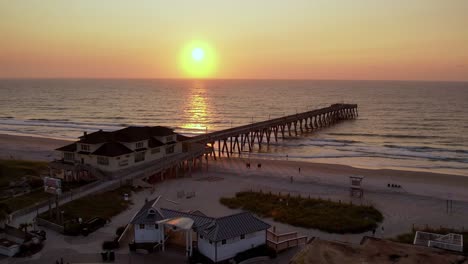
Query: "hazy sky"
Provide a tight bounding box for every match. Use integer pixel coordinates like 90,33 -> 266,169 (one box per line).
1,0 -> 467,80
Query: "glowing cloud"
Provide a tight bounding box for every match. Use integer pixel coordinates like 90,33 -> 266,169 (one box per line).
180,41 -> 217,78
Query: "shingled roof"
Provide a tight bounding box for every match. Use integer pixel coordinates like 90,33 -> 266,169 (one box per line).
92,142 -> 133,157
199,212 -> 271,242
79,126 -> 175,144
131,199 -> 270,242
55,143 -> 77,152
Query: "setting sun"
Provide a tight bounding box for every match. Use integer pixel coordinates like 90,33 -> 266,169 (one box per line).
180,41 -> 217,79
192,48 -> 205,61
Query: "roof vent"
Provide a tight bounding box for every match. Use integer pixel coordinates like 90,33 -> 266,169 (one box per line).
83,131 -> 87,136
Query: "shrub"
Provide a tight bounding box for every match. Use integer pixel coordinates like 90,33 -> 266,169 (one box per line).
64,222 -> 82,236
220,191 -> 383,234
102,240 -> 119,250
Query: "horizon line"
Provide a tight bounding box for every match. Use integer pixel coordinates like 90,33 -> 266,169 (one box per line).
1,77 -> 468,83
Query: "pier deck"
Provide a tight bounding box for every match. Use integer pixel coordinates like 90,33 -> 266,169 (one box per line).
188,103 -> 358,158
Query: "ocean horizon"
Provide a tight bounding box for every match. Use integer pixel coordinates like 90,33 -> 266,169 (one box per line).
1,79 -> 467,176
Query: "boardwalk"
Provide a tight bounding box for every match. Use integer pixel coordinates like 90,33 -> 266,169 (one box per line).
189,103 -> 358,158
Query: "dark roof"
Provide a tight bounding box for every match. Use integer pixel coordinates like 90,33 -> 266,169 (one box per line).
131,199 -> 166,224
159,208 -> 214,228
148,137 -> 164,148
79,130 -> 112,144
55,143 -> 77,152
131,200 -> 270,242
177,134 -> 191,142
200,212 -> 271,242
92,142 -> 133,157
79,126 -> 175,144
114,126 -> 175,142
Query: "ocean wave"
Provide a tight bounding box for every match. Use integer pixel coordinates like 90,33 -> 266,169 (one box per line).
327,132 -> 443,139
0,118 -> 124,132
28,118 -> 70,122
337,147 -> 468,163
384,144 -> 468,155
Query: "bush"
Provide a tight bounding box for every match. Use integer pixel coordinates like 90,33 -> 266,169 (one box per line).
220,191 -> 383,234
64,222 -> 82,236
28,176 -> 45,189
102,240 -> 119,250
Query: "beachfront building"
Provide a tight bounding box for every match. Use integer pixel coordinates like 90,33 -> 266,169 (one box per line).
130,198 -> 271,263
50,126 -> 190,181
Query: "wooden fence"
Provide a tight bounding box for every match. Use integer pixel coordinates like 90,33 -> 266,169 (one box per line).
266,229 -> 307,252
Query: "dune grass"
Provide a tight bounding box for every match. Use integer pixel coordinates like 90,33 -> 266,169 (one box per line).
220,191 -> 383,234
0,159 -> 48,188
0,159 -> 50,218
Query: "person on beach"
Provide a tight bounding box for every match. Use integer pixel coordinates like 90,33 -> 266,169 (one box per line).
298,167 -> 301,174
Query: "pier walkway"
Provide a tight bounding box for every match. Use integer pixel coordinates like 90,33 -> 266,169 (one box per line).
188,103 -> 358,158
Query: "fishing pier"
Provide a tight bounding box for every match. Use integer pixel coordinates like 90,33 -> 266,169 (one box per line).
189,103 -> 358,158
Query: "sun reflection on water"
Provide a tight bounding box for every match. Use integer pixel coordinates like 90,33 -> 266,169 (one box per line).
181,81 -> 210,133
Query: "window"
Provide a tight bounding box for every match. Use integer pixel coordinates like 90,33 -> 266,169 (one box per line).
136,141 -> 144,149
135,152 -> 145,163
200,235 -> 204,239
240,234 -> 245,240
97,156 -> 109,165
222,239 -> 226,245
119,160 -> 128,167
139,224 -> 145,229
209,240 -> 212,244
165,145 -> 175,154
151,148 -> 160,154
64,152 -> 75,161
80,144 -> 90,152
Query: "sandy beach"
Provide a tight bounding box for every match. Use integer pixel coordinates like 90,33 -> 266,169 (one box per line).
2,133 -> 468,263
0,134 -> 71,161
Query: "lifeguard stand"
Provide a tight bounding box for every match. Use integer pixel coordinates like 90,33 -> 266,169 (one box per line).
349,176 -> 364,198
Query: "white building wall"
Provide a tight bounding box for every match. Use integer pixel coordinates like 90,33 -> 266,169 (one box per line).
60,134 -> 185,173
198,235 -> 216,261
215,230 -> 266,262
134,224 -> 161,243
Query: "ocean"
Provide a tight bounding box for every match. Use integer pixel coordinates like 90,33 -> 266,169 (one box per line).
0,79 -> 467,176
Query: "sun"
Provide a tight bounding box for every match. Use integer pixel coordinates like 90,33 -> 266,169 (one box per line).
192,48 -> 205,61
180,41 -> 217,78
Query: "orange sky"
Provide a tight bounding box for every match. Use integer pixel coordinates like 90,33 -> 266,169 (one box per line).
1,1 -> 467,81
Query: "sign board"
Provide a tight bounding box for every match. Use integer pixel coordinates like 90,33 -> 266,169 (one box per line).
43,177 -> 62,195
